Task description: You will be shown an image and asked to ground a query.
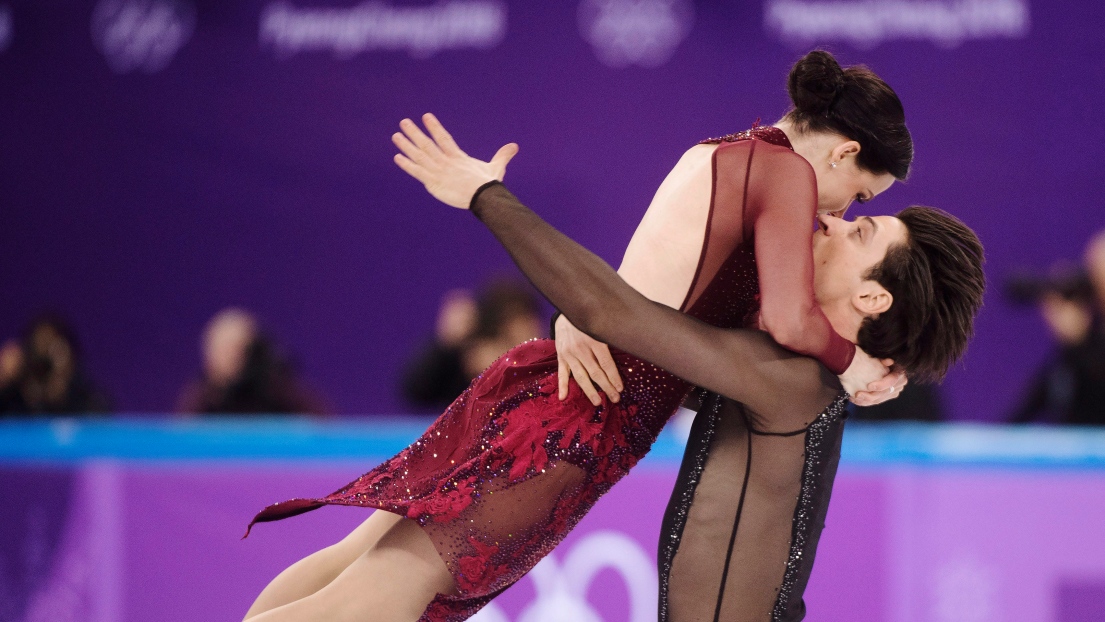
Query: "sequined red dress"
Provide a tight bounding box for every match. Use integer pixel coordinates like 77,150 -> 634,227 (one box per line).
248,127 -> 851,621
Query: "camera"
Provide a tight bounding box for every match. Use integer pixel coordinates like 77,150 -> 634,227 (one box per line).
1004,264 -> 1093,305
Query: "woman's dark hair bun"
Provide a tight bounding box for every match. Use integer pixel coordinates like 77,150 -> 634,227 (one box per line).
782,49 -> 913,179
788,50 -> 845,115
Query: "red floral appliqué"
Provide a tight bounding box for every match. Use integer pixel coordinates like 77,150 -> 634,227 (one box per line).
456,536 -> 509,593
406,475 -> 478,523
421,599 -> 454,621
495,413 -> 550,480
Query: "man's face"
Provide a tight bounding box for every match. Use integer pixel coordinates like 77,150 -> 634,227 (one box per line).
812,214 -> 908,307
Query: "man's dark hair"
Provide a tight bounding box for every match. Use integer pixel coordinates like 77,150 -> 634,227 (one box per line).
784,50 -> 913,180
857,206 -> 986,381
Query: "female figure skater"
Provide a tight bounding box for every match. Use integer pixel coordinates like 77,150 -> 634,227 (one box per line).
407,125 -> 984,621
244,51 -> 913,621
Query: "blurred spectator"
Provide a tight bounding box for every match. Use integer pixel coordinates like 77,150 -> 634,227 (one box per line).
0,315 -> 110,415
399,290 -> 478,410
177,308 -> 325,415
1009,232 -> 1105,424
402,279 -> 543,409
464,279 -> 544,374
849,381 -> 946,421
0,340 -> 21,388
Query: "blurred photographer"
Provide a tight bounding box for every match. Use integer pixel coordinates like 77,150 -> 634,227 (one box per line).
176,308 -> 326,415
401,279 -> 543,410
0,315 -> 110,415
1007,232 -> 1105,424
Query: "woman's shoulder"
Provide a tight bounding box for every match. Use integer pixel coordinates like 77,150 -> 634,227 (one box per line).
713,138 -> 814,180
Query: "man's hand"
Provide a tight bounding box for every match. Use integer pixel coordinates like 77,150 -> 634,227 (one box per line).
392,113 -> 519,209
555,315 -> 623,406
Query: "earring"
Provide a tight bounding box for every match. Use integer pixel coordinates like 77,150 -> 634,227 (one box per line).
829,161 -> 838,169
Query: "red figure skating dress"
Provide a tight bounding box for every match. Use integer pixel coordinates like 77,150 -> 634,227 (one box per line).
248,127 -> 852,621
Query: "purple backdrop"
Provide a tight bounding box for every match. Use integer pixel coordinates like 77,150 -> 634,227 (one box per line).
2,0 -> 1104,418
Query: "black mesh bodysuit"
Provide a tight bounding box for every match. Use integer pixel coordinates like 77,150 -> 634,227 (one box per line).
472,160 -> 847,621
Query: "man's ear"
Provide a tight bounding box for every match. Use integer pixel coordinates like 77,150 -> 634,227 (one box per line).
853,281 -> 893,317
831,140 -> 861,163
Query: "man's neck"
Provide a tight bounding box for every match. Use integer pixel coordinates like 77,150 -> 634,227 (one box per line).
821,300 -> 863,345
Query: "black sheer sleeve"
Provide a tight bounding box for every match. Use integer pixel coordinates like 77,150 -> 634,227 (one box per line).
471,182 -> 838,425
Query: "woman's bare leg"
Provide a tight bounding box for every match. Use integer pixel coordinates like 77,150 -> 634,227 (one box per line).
247,516 -> 455,622
244,511 -> 403,620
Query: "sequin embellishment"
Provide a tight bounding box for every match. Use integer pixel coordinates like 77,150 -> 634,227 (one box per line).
770,393 -> 848,621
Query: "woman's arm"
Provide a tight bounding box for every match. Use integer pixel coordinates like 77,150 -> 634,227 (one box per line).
554,144 -> 714,406
740,143 -> 855,372
470,182 -> 830,413
392,114 -> 830,411
740,142 -> 891,396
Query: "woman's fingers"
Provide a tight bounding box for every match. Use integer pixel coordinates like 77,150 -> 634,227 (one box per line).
865,369 -> 903,393
580,354 -> 620,403
591,343 -> 623,395
566,358 -> 602,406
851,391 -> 879,406
557,358 -> 571,401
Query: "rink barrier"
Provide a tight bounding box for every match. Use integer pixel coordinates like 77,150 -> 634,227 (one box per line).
2,417 -> 1105,467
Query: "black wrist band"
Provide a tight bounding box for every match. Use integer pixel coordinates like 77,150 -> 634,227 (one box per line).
549,310 -> 562,339
469,179 -> 503,212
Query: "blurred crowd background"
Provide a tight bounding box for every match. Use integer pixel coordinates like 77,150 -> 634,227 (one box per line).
1,0 -> 1102,422
3,2 -> 1105,621
0,276 -> 546,417
6,228 -> 1105,423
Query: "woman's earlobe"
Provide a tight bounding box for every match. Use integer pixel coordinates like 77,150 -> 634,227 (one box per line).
833,140 -> 862,162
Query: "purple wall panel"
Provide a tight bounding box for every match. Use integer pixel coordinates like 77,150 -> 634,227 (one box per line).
7,461 -> 1105,621
121,462 -> 677,621
805,473 -> 890,621
123,464 -> 373,620
1058,582 -> 1105,622
2,1 -> 1105,419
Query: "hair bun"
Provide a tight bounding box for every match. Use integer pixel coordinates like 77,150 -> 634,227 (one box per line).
788,50 -> 846,115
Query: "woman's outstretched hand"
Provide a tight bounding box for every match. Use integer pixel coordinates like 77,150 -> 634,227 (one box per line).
392,113 -> 519,209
